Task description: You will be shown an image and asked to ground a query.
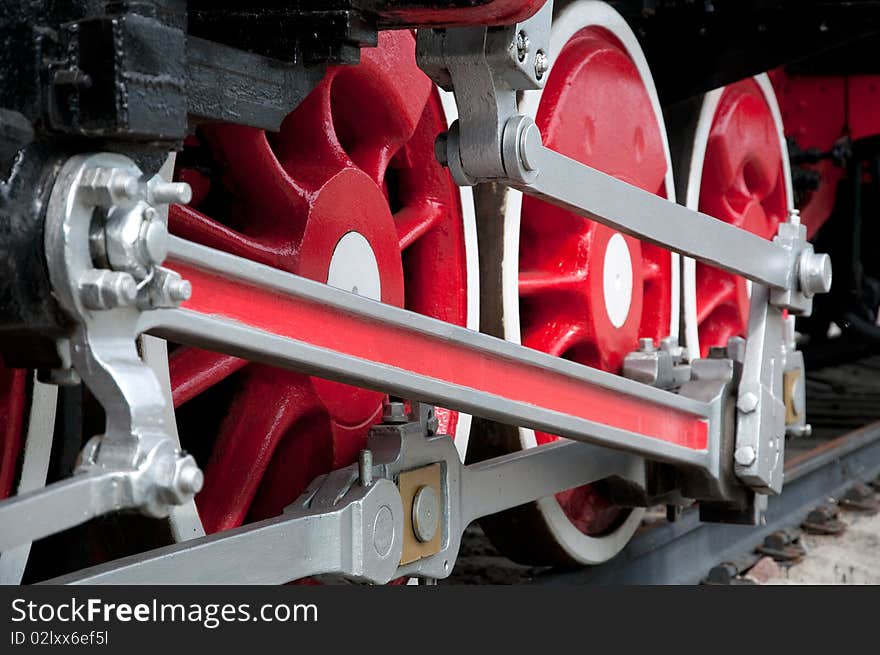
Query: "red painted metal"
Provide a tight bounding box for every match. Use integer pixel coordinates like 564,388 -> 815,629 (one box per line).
170,31 -> 470,533
169,258 -> 709,453
0,360 -> 27,499
518,26 -> 674,534
696,78 -> 788,356
376,0 -> 544,27
774,72 -> 880,238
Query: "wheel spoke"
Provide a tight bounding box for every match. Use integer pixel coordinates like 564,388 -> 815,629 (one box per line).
170,347 -> 249,408
270,79 -> 354,189
199,124 -> 311,237
324,33 -> 433,185
696,269 -> 739,324
518,270 -> 586,297
197,368 -> 321,533
169,204 -> 285,268
395,200 -> 444,251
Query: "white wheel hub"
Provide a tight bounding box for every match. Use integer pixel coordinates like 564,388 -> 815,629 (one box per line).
602,233 -> 634,328
327,231 -> 382,300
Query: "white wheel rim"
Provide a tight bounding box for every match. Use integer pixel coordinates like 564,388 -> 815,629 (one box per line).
0,376 -> 58,583
499,0 -> 688,564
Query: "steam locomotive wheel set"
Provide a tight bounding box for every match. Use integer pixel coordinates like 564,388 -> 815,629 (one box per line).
3,0 -> 880,584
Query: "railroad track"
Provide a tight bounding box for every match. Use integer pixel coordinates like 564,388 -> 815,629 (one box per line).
448,351 -> 880,584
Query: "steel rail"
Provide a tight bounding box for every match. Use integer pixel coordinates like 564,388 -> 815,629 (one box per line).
535,420 -> 880,585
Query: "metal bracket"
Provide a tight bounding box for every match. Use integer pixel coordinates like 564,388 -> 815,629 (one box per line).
48,405 -> 641,584
0,153 -> 203,555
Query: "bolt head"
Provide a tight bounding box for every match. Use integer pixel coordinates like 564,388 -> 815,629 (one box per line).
80,167 -> 141,208
639,337 -> 655,352
140,214 -> 169,265
735,445 -> 757,467
738,391 -> 759,413
383,401 -> 409,424
169,278 -> 192,303
79,270 -> 137,310
799,251 -> 832,297
534,50 -> 549,79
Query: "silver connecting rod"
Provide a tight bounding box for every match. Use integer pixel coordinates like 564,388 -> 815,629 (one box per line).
145,236 -> 715,473
508,122 -> 795,289
0,472 -> 129,553
46,439 -> 634,585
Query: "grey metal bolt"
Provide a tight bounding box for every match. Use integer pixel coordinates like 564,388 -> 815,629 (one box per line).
168,278 -> 192,303
412,485 -> 439,543
79,167 -> 141,207
788,423 -> 812,438
534,50 -> 549,79
150,181 -> 192,205
176,460 -> 204,495
358,449 -> 373,487
734,445 -> 756,467
383,401 -> 409,424
738,391 -> 759,413
798,251 -> 832,297
79,269 -> 138,310
140,211 -> 169,265
639,337 -> 655,352
515,31 -> 530,62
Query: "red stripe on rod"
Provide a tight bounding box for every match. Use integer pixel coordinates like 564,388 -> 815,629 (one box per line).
171,261 -> 708,451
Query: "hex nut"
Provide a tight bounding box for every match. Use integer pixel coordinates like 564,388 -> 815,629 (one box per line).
79,270 -> 137,310
735,446 -> 757,467
79,167 -> 140,208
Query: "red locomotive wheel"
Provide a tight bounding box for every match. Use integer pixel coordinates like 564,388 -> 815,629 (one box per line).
168,31 -> 477,536
479,1 -> 676,565
681,75 -> 793,358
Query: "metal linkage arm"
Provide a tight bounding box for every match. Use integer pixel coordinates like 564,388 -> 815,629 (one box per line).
149,235 -> 714,473
47,475 -> 405,585
508,125 -> 793,290
419,3 -> 832,311
0,472 -> 127,553
48,419 -> 638,585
